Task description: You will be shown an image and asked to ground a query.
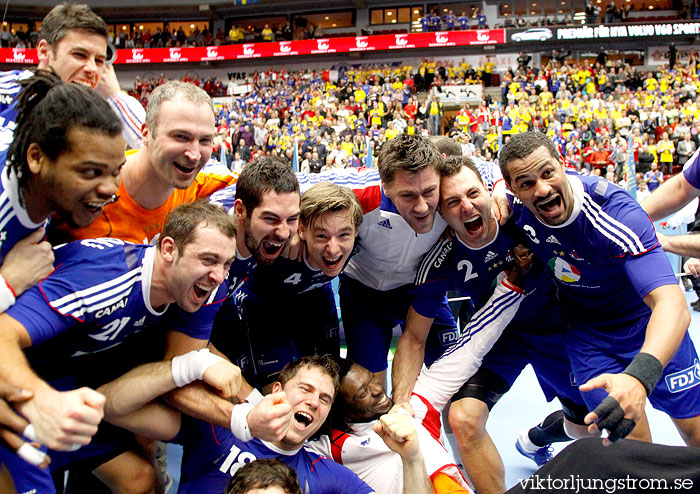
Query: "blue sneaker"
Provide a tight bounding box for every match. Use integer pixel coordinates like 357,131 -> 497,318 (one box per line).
515,430 -> 553,467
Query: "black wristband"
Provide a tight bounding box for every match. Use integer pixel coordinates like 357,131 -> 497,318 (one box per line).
622,352 -> 663,396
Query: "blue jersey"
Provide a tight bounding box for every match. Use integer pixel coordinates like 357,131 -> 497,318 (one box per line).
413,222 -> 559,330
509,173 -> 677,327
175,417 -> 374,494
0,155 -> 48,267
244,249 -> 336,302
7,239 -> 172,383
458,16 -> 470,29
0,69 -> 145,151
683,150 -> 700,189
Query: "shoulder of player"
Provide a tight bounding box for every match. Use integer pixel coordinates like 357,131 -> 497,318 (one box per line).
52,240 -> 150,276
416,238 -> 453,281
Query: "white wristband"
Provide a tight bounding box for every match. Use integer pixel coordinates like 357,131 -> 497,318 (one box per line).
230,402 -> 254,442
245,388 -> 264,406
171,349 -> 225,387
17,443 -> 47,466
0,273 -> 16,313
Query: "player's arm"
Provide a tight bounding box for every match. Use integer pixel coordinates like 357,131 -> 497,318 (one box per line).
391,307 -> 434,405
642,172 -> 700,221
655,232 -> 700,258
582,282 -> 688,444
99,349 -> 236,440
0,313 -> 104,451
412,276 -> 525,413
96,64 -> 145,149
374,413 -> 433,494
0,228 -> 55,313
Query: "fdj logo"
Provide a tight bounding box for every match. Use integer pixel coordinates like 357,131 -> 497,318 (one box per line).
665,359 -> 700,393
439,328 -> 459,345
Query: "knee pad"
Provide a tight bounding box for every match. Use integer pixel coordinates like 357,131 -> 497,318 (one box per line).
451,367 -> 511,411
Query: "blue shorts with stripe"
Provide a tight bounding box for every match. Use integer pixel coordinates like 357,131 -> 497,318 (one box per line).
478,321 -> 585,407
565,314 -> 700,419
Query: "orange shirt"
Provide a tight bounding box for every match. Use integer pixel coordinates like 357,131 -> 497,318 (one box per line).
54,166 -> 236,244
432,472 -> 471,494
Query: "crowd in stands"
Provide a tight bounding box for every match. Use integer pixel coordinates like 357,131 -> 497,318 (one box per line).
125,54 -> 700,188
1,0 -> 695,49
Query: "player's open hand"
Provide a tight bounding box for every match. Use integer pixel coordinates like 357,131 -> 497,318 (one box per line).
95,64 -> 122,99
580,373 -> 646,446
246,391 -> 292,442
684,258 -> 700,278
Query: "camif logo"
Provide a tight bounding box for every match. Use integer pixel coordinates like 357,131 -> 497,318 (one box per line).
317,39 -> 329,50
207,48 -> 218,58
395,34 -> 408,46
356,37 -> 368,48
435,32 -> 449,43
12,49 -> 24,60
243,44 -> 255,55
279,42 -> 292,53
132,50 -> 143,60
169,48 -> 181,59
477,31 -> 490,41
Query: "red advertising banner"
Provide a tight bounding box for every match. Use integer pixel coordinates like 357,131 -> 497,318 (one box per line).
0,29 -> 505,65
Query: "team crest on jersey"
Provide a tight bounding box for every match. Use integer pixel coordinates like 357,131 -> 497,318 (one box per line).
665,359 -> 700,393
546,235 -> 561,245
547,257 -> 580,283
483,250 -> 498,263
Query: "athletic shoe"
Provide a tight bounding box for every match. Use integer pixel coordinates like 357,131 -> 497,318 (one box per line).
683,277 -> 694,292
515,431 -> 553,467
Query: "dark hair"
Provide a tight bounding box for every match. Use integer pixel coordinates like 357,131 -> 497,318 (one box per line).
278,354 -> 340,395
327,357 -> 356,434
432,136 -> 463,157
498,131 -> 561,184
39,4 -> 108,46
225,459 -> 301,494
235,155 -> 299,212
7,69 -> 122,194
159,200 -> 236,253
377,133 -> 442,185
437,156 -> 484,186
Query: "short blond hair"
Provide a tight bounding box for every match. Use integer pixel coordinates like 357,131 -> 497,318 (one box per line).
300,182 -> 363,231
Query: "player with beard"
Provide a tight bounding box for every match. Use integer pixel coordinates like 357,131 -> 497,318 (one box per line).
0,201 -> 237,493
392,156 -> 590,494
163,156 -> 301,433
213,182 -> 362,391
0,70 -> 124,316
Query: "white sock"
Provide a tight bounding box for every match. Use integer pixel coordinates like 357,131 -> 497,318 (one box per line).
518,429 -> 541,453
